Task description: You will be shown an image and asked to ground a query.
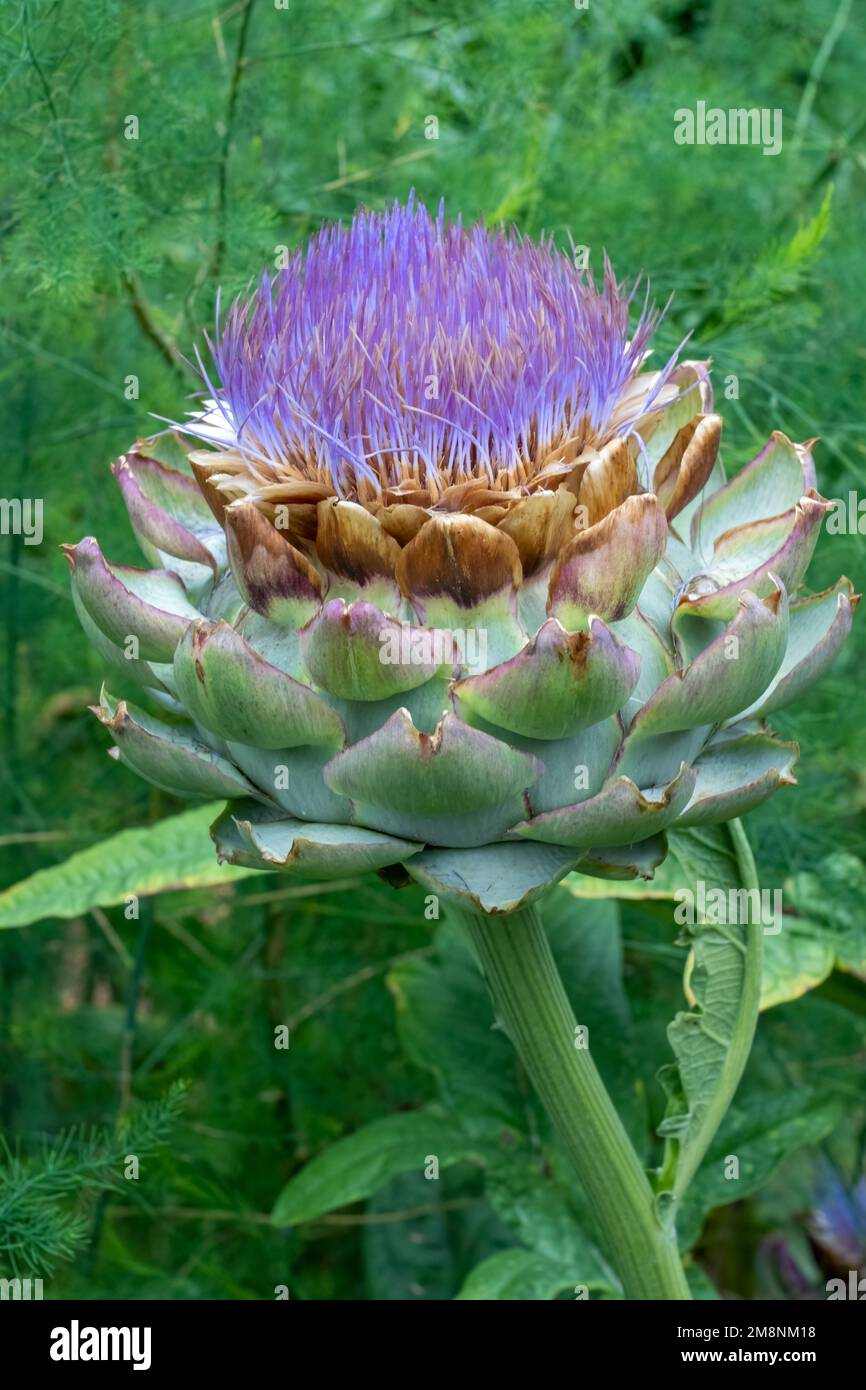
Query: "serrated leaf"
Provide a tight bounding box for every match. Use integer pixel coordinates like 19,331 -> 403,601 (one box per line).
665,824 -> 743,892
271,1108 -> 476,1227
0,804 -> 260,928
654,824 -> 761,1204
569,825 -> 768,1208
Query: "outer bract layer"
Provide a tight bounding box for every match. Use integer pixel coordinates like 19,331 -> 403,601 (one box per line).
66,202 -> 857,914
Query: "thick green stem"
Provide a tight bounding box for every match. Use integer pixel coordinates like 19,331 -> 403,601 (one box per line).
465,903 -> 691,1301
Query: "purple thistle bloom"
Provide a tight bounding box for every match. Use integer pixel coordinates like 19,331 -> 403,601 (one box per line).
182,192 -> 681,499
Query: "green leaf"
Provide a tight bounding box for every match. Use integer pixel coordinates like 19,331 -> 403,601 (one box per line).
485,1158 -> 614,1291
785,853 -> 866,975
678,1091 -> 841,1248
0,804 -> 261,928
653,824 -> 762,1205
456,1248 -> 577,1301
271,1108 -> 476,1227
758,854 -> 866,1009
761,914 -> 835,1009
363,1172 -> 460,1301
685,1264 -> 721,1299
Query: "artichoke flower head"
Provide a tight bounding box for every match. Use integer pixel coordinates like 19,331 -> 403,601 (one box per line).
65,197 -> 858,914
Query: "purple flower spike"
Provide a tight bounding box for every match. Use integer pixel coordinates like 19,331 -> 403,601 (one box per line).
180,193 -> 679,500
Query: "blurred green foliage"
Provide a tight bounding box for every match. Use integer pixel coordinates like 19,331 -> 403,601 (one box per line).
0,0 -> 864,1299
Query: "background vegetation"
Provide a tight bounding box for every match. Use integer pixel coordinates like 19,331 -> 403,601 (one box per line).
0,0 -> 864,1299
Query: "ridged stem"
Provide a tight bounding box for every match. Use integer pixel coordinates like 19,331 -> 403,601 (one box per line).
464,903 -> 691,1301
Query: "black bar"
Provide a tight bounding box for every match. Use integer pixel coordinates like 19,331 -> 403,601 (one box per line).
5,1295 -> 862,1375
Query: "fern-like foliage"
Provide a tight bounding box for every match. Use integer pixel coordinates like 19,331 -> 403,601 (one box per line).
0,1083 -> 187,1278
705,187 -> 834,336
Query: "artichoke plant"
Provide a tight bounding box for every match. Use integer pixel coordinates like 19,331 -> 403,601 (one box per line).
64,197 -> 856,1299
64,199 -> 855,915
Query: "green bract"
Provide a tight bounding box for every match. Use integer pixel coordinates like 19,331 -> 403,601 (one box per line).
64,360 -> 857,916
